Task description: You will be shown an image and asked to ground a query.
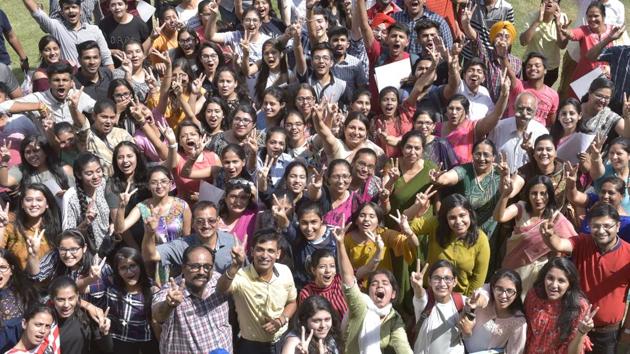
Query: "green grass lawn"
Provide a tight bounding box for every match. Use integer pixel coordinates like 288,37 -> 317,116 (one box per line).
1,0 -> 629,82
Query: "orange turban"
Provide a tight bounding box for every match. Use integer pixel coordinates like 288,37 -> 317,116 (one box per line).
489,21 -> 517,45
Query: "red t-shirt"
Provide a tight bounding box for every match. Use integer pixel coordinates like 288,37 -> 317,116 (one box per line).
367,40 -> 411,114
299,275 -> 348,318
506,79 -> 559,127
569,235 -> 630,326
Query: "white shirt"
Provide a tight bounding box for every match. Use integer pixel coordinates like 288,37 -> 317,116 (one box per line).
413,294 -> 467,354
457,81 -> 495,121
0,89 -> 95,124
488,117 -> 549,171
175,5 -> 201,29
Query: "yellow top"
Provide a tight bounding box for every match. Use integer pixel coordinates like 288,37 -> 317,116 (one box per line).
344,227 -> 416,275
409,215 -> 490,296
0,223 -> 52,270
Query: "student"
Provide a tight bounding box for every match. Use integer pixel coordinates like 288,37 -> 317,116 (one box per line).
5,305 -> 56,354
281,296 -> 343,354
74,41 -> 114,102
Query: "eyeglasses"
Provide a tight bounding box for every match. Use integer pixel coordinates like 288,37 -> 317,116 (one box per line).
186,263 -> 213,272
0,265 -> 11,273
430,275 -> 455,285
415,120 -> 434,126
233,117 -> 253,125
195,217 -> 218,226
313,55 -> 331,62
149,179 -> 171,187
119,264 -> 139,273
592,92 -> 611,102
58,247 -> 81,255
296,96 -> 315,103
329,174 -> 351,182
178,37 -> 195,44
113,92 -> 132,100
243,18 -> 259,24
201,53 -> 219,60
493,286 -> 517,297
356,161 -> 375,171
590,223 -> 617,231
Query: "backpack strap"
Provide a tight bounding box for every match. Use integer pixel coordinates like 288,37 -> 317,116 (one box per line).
452,292 -> 465,313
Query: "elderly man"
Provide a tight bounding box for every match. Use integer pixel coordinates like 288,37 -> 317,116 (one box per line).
153,245 -> 232,353
488,92 -> 548,171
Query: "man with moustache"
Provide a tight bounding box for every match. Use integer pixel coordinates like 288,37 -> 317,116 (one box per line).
153,245 -> 233,353
391,0 -> 452,55
142,201 -> 237,274
74,41 -> 113,102
218,229 -> 297,353
541,203 -> 630,353
488,92 -> 548,171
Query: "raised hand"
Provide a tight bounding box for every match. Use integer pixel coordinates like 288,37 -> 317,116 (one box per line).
410,261 -> 429,295
242,129 -> 258,155
192,134 -> 211,158
499,67 -> 511,95
577,304 -> 599,335
271,194 -> 291,227
389,210 -> 413,236
26,228 -> 45,256
0,139 -> 11,164
151,20 -> 167,39
520,131 -> 533,153
90,254 -> 107,279
97,307 -> 111,335
156,121 -> 177,146
429,162 -> 446,183
309,165 -> 326,190
467,290 -> 483,310
297,326 -> 314,354
496,151 -> 510,177
119,52 -> 133,75
67,86 -> 84,110
537,2 -> 545,22
258,154 -> 274,183
150,48 -> 171,65
240,31 -> 251,58
499,171 -> 513,196
144,205 -> 160,235
564,161 -> 578,184
587,133 -> 604,160
0,202 -> 9,228
413,185 -> 437,215
539,219 -> 554,241
623,92 -> 630,120
609,24 -> 626,41
191,73 -> 207,96
119,182 -> 138,208
171,76 -> 183,96
386,157 -> 401,181
166,277 -> 184,307
230,238 -> 245,268
332,215 -> 352,243
144,68 -> 158,92
461,1 -> 476,24
85,200 -> 97,225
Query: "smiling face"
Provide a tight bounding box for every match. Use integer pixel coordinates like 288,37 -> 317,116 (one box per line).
558,104 -> 581,132
41,41 -> 60,65
544,267 -> 570,301
525,56 -> 546,81
588,215 -> 619,249
221,151 -> 245,178
312,15 -> 328,39
312,49 -> 333,77
385,29 -> 409,58
464,64 -> 485,91
368,273 -> 396,308
53,285 -> 78,318
22,189 -> 48,219
356,204 -> 379,233
492,276 -> 518,311
533,140 -> 556,168
608,143 -> 629,171
586,6 -> 604,32
193,206 -> 218,240
24,142 -> 46,169
61,3 -> 81,26
162,9 -> 180,32
58,237 -> 86,269
79,48 -> 101,76
253,0 -> 270,19
0,257 -> 13,289
148,170 -> 172,198
252,239 -> 279,274
124,43 -> 145,69
217,71 -> 238,100
528,183 -> 549,213
22,312 -> 53,348
514,94 -> 537,127
94,107 -> 116,135
262,94 -> 285,119
447,206 -> 471,237
116,145 -> 137,177
295,88 -> 315,116
243,10 -> 262,33
286,165 -> 307,194
343,119 -> 368,148
311,255 -> 336,287
380,91 -> 398,117
353,153 -> 376,181
80,161 -> 104,190
109,0 -> 128,20
49,73 -> 73,101
225,187 -> 250,214
429,266 -> 456,300
351,94 -> 371,116
472,143 -> 495,172
307,310 -> 333,340
599,181 -> 623,206
414,113 -> 435,137
299,211 -> 324,241
327,163 -> 351,194
284,113 -> 305,143
117,257 -> 141,287
204,102 -> 224,133
56,130 -> 76,151
266,132 -> 286,159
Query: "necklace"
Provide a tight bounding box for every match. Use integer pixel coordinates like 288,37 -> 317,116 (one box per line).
473,166 -> 494,192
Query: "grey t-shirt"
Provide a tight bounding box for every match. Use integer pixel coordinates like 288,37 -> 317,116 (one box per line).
157,230 -> 237,275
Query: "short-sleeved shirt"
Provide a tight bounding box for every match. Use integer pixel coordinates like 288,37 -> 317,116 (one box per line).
0,10 -> 13,65
75,118 -> 133,176
157,231 -> 236,275
220,31 -> 271,63
523,11 -> 568,69
488,117 -> 549,171
506,79 -> 559,126
569,236 -> 630,326
0,64 -> 18,93
99,15 -> 149,51
456,81 -> 494,120
0,89 -> 95,125
228,263 -> 297,343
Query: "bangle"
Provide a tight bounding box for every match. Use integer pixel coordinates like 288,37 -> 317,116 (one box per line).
224,271 -> 235,280
169,143 -> 178,149
0,164 -> 8,169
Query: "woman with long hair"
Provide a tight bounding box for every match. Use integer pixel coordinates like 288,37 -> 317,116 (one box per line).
298,248 -> 348,319
413,110 -> 459,170
5,305 -> 55,354
196,42 -> 225,98
577,77 -> 626,151
198,97 -> 229,137
524,257 -> 593,353
62,153 -> 111,256
549,98 -> 584,150
0,184 -> 62,268
86,247 -> 158,353
284,110 -> 318,166
105,142 -> 150,249
116,166 -> 191,245
32,35 -> 61,93
217,179 -> 257,248
256,127 -> 293,193
307,159 -> 358,227
589,137 -> 630,213
256,86 -> 287,131
459,269 -> 527,353
0,136 -> 72,207
281,295 -> 343,354
348,148 -> 381,204
293,84 -> 317,136
409,193 -> 490,296
494,175 -> 576,294
170,28 -> 201,73
213,66 -> 252,118
206,104 -> 258,156
112,40 -> 155,103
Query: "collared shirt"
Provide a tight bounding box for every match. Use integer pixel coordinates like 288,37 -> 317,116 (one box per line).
49,0 -> 102,24
0,89 -> 95,124
488,117 -> 549,171
229,263 -> 297,343
31,9 -> 113,66
392,9 -> 453,55
154,271 -> 232,354
76,117 -> 133,176
461,0 -> 515,62
456,80 -> 494,120
306,74 -> 348,105
74,67 -> 114,102
475,34 -> 522,103
88,279 -> 154,343
331,53 -> 368,94
157,231 -> 237,274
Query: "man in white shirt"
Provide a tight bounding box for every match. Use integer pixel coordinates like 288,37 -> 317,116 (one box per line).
455,58 -> 495,120
488,92 -> 548,171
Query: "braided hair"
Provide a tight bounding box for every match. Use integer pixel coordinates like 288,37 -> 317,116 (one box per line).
73,153 -> 102,253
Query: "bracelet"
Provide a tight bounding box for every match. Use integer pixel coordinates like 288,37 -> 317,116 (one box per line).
169,143 -> 178,149
577,327 -> 588,335
624,328 -> 630,335
224,271 -> 235,280
0,164 -> 7,169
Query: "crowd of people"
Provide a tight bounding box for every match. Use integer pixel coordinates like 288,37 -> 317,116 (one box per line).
0,0 -> 628,352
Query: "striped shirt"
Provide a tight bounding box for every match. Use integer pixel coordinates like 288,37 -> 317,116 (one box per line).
392,9 -> 453,55
332,53 -> 369,93
299,275 -> 348,319
461,0 -> 515,62
89,278 -> 154,343
153,271 -> 232,354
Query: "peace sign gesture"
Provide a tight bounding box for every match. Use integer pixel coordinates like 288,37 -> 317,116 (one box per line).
96,307 -> 111,335
230,238 -> 245,268
240,31 -> 252,57
577,304 -> 599,335
389,210 -> 413,236
428,162 -> 446,184
461,1 -> 476,24
151,20 -> 167,40
413,185 -> 437,216
192,73 -> 207,96
271,194 -> 291,228
156,121 -> 177,146
410,261 -> 428,297
520,131 -> 533,153
258,154 -> 275,183
90,254 -> 107,280
67,85 -> 84,111
85,200 -> 97,225
171,75 -> 183,96
119,182 -> 138,208
144,205 -> 161,235
564,161 -> 579,185
192,134 -> 211,159
332,215 -> 352,243
166,277 -> 184,307
466,290 -> 483,311
623,92 -> 630,120
0,202 -> 9,228
386,157 -> 401,181
0,139 -> 11,164
499,67 -> 511,96
297,326 -> 314,354
243,128 -> 258,155
26,228 -> 45,256
309,165 -> 327,190
496,151 -> 510,177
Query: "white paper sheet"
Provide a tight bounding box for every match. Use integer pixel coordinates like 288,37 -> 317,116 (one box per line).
556,133 -> 596,164
374,58 -> 412,93
199,181 -> 224,204
137,0 -> 156,22
570,67 -> 604,99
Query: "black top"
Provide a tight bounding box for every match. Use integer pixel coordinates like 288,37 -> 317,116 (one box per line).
59,311 -> 113,354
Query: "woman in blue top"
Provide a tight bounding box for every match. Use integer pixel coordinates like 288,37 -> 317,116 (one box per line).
589,137 -> 630,214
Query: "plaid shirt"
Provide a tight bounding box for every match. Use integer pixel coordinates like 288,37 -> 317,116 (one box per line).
475,35 -> 522,102
89,278 -> 154,343
153,271 -> 232,354
392,9 -> 453,56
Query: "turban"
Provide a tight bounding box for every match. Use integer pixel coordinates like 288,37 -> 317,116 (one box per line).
370,13 -> 396,30
489,21 -> 517,45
